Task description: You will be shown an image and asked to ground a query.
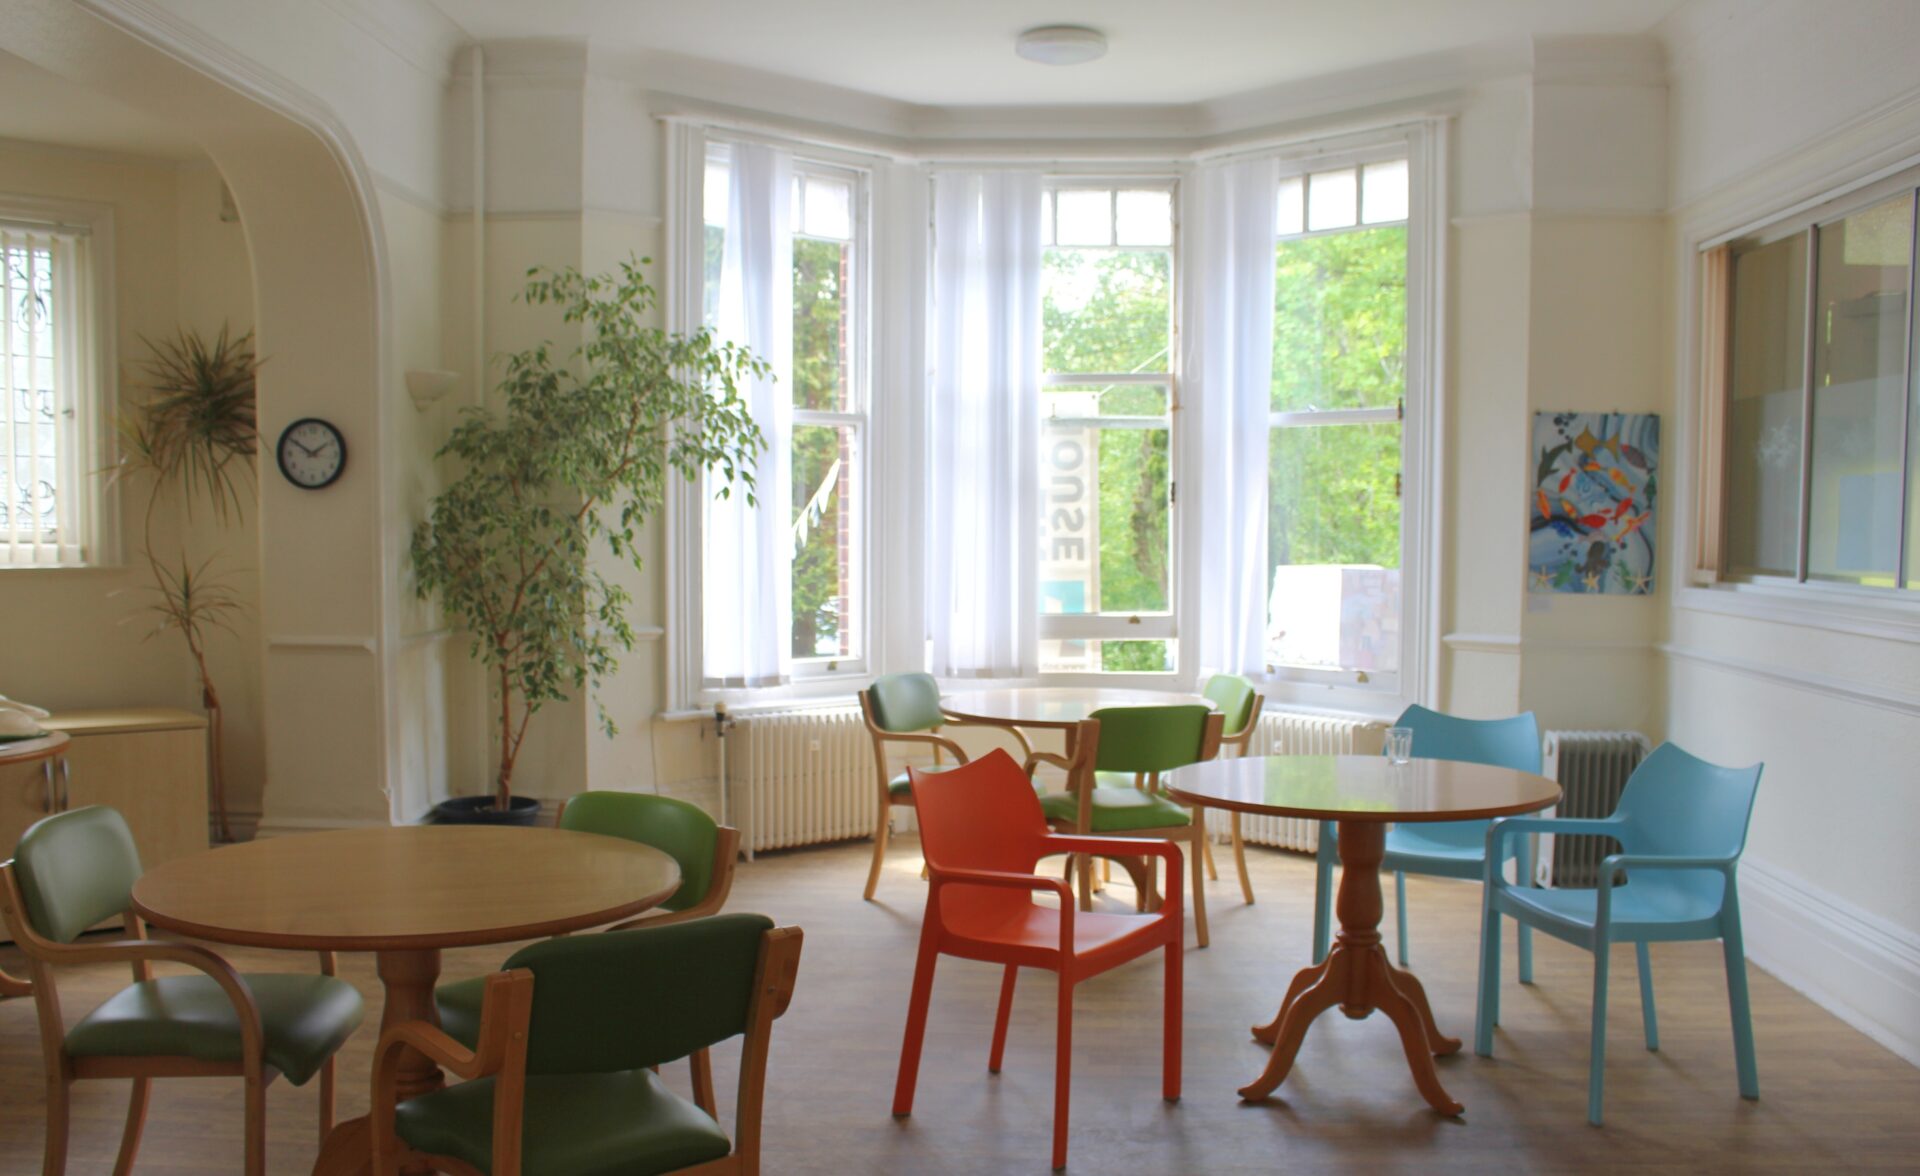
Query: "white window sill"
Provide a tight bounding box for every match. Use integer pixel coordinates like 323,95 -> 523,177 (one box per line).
1677,580 -> 1920,645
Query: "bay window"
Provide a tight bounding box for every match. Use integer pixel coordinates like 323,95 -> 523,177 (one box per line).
1266,157 -> 1411,687
698,142 -> 870,682
1038,181 -> 1178,675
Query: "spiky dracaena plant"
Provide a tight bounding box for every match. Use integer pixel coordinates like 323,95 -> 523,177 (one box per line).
116,325 -> 259,842
410,260 -> 767,810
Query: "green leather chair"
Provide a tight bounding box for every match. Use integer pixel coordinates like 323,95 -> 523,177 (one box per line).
1027,706 -> 1224,947
435,791 -> 739,1112
0,805 -> 364,1176
859,673 -> 968,900
372,913 -> 804,1176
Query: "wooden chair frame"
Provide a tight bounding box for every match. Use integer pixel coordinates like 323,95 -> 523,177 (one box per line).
858,688 -> 970,901
0,859 -> 339,1176
1216,691 -> 1266,905
372,926 -> 804,1176
1024,714 -> 1223,948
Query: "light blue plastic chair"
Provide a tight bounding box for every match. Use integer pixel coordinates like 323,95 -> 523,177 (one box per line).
1473,741 -> 1763,1125
1311,706 -> 1541,983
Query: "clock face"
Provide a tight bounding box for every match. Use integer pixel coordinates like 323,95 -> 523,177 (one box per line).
276,418 -> 346,489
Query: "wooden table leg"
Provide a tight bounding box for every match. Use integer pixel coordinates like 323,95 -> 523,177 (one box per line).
311,948 -> 445,1175
1239,821 -> 1465,1116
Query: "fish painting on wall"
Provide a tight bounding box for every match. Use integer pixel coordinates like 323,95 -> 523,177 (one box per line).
1528,411 -> 1659,595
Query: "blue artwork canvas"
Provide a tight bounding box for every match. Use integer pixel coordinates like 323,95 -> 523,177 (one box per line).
1528,412 -> 1659,595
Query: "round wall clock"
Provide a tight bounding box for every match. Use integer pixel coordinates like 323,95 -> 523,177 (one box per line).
275,418 -> 347,489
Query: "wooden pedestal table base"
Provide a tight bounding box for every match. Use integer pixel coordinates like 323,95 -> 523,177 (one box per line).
1159,752 -> 1559,1119
1239,821 -> 1463,1115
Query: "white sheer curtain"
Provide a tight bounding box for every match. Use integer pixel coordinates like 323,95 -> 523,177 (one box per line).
1183,156 -> 1278,676
702,142 -> 794,687
926,171 -> 1043,678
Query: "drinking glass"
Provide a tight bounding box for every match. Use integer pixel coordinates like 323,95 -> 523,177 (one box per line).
1385,726 -> 1413,764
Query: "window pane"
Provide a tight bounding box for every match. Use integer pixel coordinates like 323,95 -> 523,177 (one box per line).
1115,189 -> 1172,247
1039,639 -> 1174,674
792,237 -> 850,410
703,158 -> 730,228
1041,383 -> 1169,419
1268,422 -> 1401,673
1277,176 -> 1305,237
1043,248 -> 1171,374
1725,233 -> 1807,576
1307,168 -> 1357,232
802,176 -> 852,240
2,243 -> 58,537
1055,189 -> 1111,246
1808,194 -> 1912,586
1040,420 -> 1171,616
1272,225 -> 1406,411
1042,190 -> 1055,246
791,424 -> 859,659
1361,159 -> 1409,224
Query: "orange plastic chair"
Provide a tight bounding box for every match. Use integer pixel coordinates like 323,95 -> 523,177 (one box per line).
890,748 -> 1183,1172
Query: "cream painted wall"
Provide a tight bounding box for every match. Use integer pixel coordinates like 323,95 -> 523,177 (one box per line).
0,145 -> 263,823
1653,0 -> 1920,1062
1517,216 -> 1667,736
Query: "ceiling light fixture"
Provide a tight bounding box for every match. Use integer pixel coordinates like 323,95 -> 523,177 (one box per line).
1015,25 -> 1107,66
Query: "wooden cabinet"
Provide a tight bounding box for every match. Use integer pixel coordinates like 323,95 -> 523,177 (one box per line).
0,708 -> 209,869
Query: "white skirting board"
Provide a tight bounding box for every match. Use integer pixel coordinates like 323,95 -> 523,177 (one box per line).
1738,855 -> 1920,1069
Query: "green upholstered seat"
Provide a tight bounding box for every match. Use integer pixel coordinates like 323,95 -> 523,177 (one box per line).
66,973 -> 364,1087
395,1069 -> 730,1176
412,915 -> 776,1173
1040,787 -> 1192,832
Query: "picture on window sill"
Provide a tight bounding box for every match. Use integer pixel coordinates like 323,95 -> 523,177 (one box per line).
1528,410 -> 1659,596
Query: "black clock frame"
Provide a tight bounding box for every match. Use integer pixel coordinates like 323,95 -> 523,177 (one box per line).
275,417 -> 347,490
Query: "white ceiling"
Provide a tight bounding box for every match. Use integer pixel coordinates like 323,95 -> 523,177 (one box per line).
427,0 -> 1685,107
0,50 -> 204,161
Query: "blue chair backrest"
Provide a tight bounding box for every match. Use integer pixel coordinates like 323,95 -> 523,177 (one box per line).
1612,742 -> 1763,909
1388,706 -> 1541,852
1393,704 -> 1541,773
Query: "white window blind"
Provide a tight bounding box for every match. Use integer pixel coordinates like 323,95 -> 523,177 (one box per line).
2,224 -> 96,567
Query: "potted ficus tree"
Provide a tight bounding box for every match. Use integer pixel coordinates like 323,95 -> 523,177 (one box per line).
411,259 -> 767,824
115,326 -> 260,843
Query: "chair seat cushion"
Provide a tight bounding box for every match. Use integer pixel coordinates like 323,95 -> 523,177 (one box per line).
395,1067 -> 732,1176
1040,787 -> 1191,832
1385,823 -> 1491,868
1498,880 -> 1725,931
434,975 -> 488,1049
66,973 -> 364,1087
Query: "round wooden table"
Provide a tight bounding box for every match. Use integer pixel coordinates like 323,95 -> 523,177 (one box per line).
1162,755 -> 1559,1116
133,826 -> 680,1171
941,687 -> 1213,754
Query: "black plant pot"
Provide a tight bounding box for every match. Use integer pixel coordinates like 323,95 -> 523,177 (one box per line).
430,794 -> 543,826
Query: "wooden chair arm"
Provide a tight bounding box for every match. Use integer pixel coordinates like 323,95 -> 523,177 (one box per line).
1023,749 -> 1075,777
877,731 -> 971,764
34,934 -> 265,1056
372,970 -> 535,1175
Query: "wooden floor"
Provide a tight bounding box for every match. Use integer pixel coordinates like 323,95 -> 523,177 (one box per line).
3,837 -> 1917,1174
